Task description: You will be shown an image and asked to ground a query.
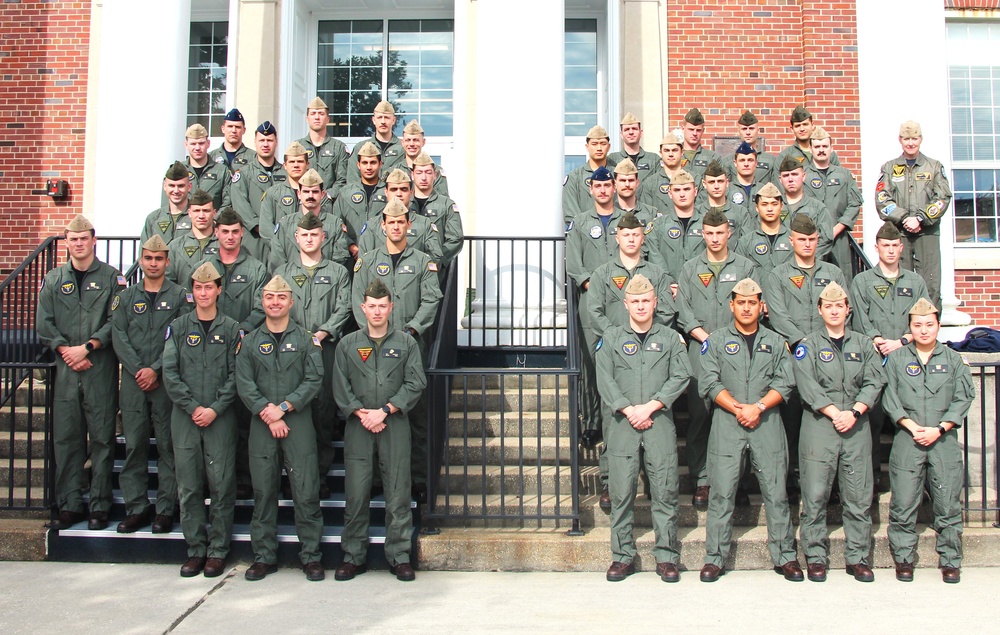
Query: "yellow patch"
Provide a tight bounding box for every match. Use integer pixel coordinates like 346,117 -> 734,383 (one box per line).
698,272 -> 713,287
789,275 -> 805,289
612,276 -> 627,290
358,347 -> 373,362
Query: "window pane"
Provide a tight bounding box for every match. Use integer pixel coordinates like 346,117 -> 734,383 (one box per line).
976,217 -> 998,242
952,135 -> 972,161
973,135 -> 995,161
187,22 -> 228,133
975,169 -> 995,191
955,218 -> 975,242
953,169 -> 974,191
564,19 -> 598,137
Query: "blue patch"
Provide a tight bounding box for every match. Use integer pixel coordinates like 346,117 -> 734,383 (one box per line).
594,337 -> 602,352
667,227 -> 682,239
351,192 -> 364,204
659,183 -> 670,194
731,191 -> 745,205
700,340 -> 709,355
60,282 -> 75,295
754,243 -> 768,255
810,177 -> 823,189
883,203 -> 897,216
164,325 -> 171,341
565,220 -> 574,233
819,348 -> 835,362
589,225 -> 602,239
359,222 -> 368,236
376,263 -> 391,276
259,341 -> 274,355
622,341 -> 638,356
725,341 -> 740,355
906,362 -> 921,376
794,344 -> 807,360
186,332 -> 201,347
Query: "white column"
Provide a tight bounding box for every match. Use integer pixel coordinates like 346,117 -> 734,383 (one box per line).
92,0 -> 191,237
463,0 -> 565,345
857,0 -> 969,329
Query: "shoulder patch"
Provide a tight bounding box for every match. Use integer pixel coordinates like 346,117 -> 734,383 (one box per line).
231,171 -> 241,183
794,344 -> 807,360
353,257 -> 363,273
111,295 -> 120,311
700,339 -> 709,355
117,275 -> 127,286
565,220 -> 574,233
429,262 -> 438,272
164,325 -> 171,340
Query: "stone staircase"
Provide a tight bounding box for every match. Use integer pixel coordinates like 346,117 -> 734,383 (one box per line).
419,373 -> 1000,572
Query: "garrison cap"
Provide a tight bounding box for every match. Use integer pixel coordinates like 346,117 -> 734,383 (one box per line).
374,100 -> 396,115
624,274 -> 654,296
790,213 -> 818,235
191,262 -> 221,283
819,281 -> 848,303
810,125 -> 830,141
364,278 -> 391,300
297,214 -> 324,231
586,125 -> 610,140
412,151 -> 434,166
356,141 -> 381,158
703,209 -> 730,228
185,124 -> 209,139
754,182 -> 783,201
790,105 -> 812,124
734,141 -> 757,156
299,169 -> 323,188
263,275 -> 292,293
385,168 -> 411,184
738,110 -> 759,126
620,112 -> 640,126
142,235 -> 170,253
224,108 -> 245,123
383,197 -> 409,218
65,214 -> 94,233
284,141 -> 308,158
189,189 -> 214,206
899,120 -> 922,137
778,156 -> 803,173
876,220 -> 902,241
909,297 -> 939,316
256,121 -> 277,136
660,132 -> 683,148
402,120 -> 424,135
671,170 -> 695,186
617,212 -> 643,230
732,278 -> 763,296
165,161 -> 188,180
307,96 -> 328,110
613,158 -> 638,176
215,207 -> 244,227
703,160 -> 727,178
684,108 -> 705,125
591,166 -> 614,182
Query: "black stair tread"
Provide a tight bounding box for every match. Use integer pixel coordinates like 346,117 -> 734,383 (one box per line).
55,523 -> 387,544
85,490 -> 417,509
112,459 -> 348,477
113,435 -> 346,449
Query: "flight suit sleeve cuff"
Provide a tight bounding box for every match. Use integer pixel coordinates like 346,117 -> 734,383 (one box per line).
609,397 -> 631,413
48,337 -> 69,352
706,386 -> 724,403
939,409 -> 965,429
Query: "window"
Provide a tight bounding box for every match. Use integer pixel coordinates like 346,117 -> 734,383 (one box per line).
953,169 -> 998,243
565,19 -> 599,138
316,19 -> 455,138
187,21 -> 229,132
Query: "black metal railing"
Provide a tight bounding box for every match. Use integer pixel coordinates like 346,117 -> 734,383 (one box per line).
425,236 -> 580,532
848,232 -> 873,277
963,362 -> 1000,526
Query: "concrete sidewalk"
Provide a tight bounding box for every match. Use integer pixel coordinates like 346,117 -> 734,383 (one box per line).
0,562 -> 997,633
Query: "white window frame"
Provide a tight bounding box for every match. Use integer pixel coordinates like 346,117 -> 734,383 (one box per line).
189,3 -> 235,150
563,9 -> 610,162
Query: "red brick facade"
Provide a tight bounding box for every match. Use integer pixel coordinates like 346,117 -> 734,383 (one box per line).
955,270 -> 1000,327
0,1 -> 89,275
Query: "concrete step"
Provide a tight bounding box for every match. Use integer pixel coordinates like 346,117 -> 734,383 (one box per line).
0,518 -> 47,561
0,431 -> 47,459
447,436 -> 575,465
0,459 -> 47,487
0,487 -> 48,509
438,465 -> 576,496
13,381 -> 47,408
0,407 -> 48,433
456,388 -> 572,414
448,411 -> 572,438
418,524 -> 1000,572
456,374 -> 570,391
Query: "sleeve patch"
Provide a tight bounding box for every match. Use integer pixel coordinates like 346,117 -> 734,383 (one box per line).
353,257 -> 363,273
794,344 -> 807,360
700,340 -> 709,355
428,262 -> 438,272
164,325 -> 171,340
111,296 -> 120,311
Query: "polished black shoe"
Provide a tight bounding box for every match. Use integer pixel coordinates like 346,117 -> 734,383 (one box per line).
391,562 -> 416,582
735,487 -> 751,507
180,557 -> 207,577
319,483 -> 332,499
606,561 -> 635,582
204,557 -> 226,578
847,562 -> 875,583
88,512 -> 108,531
245,562 -> 277,581
52,510 -> 86,530
304,562 -> 326,581
700,563 -> 724,583
580,429 -> 602,449
117,508 -> 152,534
775,561 -> 804,582
235,484 -> 253,499
941,567 -> 961,584
895,561 -> 914,582
656,562 -> 680,583
807,562 -> 827,582
334,562 -> 367,581
599,486 -> 611,512
692,485 -> 710,509
151,514 -> 174,534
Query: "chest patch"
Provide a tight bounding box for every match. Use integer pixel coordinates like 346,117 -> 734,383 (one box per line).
667,227 -> 682,239
725,341 -> 740,355
60,282 -> 75,295
819,348 -> 835,363
845,352 -> 861,362
755,243 -> 768,255
698,272 -> 713,287
186,332 -> 201,347
905,362 -> 921,376
789,275 -> 805,289
810,177 -> 823,189
133,302 -> 147,314
259,342 -> 274,355
376,263 -> 391,276
358,347 -> 373,362
874,285 -> 889,299
589,226 -> 603,239
612,276 -> 627,290
622,341 -> 638,356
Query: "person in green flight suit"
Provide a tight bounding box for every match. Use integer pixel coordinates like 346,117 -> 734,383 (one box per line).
804,126 -> 862,283
236,274 -> 326,582
141,161 -> 192,244
596,275 -> 691,583
165,189 -> 218,286
36,214 -> 126,530
608,112 -> 661,184
230,121 -> 287,260
563,125 -> 616,222
298,96 -> 350,202
332,278 -> 427,583
348,100 -> 405,183
208,108 -> 253,171
792,282 -> 885,583
679,108 -> 723,184
169,123 -> 231,211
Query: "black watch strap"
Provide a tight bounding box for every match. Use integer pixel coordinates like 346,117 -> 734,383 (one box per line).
382,405 -> 392,415
851,408 -> 862,419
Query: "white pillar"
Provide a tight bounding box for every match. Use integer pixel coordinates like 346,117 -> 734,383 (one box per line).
857,0 -> 970,328
93,1 -> 191,237
462,0 -> 566,344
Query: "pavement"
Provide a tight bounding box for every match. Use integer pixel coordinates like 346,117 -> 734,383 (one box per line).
1,561 -> 998,633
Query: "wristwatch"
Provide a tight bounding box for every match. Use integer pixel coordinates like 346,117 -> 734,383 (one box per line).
850,408 -> 862,419
279,401 -> 290,412
84,341 -> 95,352
899,337 -> 909,346
381,405 -> 392,415
756,401 -> 766,412
936,424 -> 947,436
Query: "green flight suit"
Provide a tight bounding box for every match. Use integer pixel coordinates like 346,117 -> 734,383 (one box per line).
413,190 -> 464,265
355,212 -> 444,269
724,150 -> 780,189
608,148 -> 660,184
646,208 -> 706,282
637,169 -> 677,215
699,323 -> 797,569
332,185 -> 388,245
352,244 -> 441,485
562,159 -> 617,222
883,344 -> 974,569
274,255 -> 352,486
270,206 -> 353,272
803,163 -> 862,283
161,310 -> 241,559
198,249 -> 269,333
777,144 -> 841,168
209,143 -> 253,172
258,183 -> 301,265
333,328 -> 426,567
735,224 -> 794,279
781,196 -> 835,261
165,234 -> 218,287
229,158 -> 288,260
596,324 -> 691,565
676,250 -> 761,488
349,135 -> 405,181
692,198 -> 748,248
36,259 -> 125,516
681,147 -> 723,184
875,153 -> 952,308
111,279 -> 191,516
722,181 -> 766,228
793,328 -> 885,566
236,321 -> 324,566
298,134 -> 351,201
159,158 -> 231,211
140,206 -> 191,245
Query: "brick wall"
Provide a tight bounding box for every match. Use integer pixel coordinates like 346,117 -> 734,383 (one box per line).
945,1 -> 1000,8
956,270 -> 1000,327
0,1 -> 89,276
666,0 -> 862,236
